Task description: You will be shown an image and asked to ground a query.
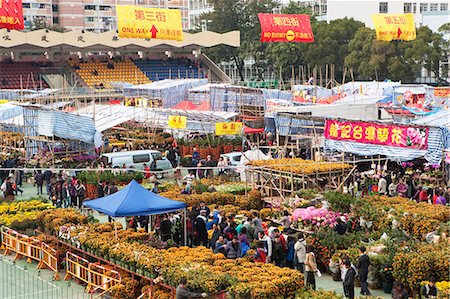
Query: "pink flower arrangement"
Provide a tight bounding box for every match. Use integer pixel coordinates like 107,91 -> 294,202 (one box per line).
406,128 -> 427,149
292,207 -> 348,228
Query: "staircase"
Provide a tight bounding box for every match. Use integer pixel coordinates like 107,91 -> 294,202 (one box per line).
200,54 -> 232,83
42,74 -> 72,89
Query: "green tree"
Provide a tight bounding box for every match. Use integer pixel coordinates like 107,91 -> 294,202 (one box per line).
346,25 -> 448,82
202,0 -> 277,81
30,17 -> 66,32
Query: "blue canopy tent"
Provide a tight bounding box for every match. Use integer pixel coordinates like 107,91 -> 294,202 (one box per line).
84,180 -> 187,243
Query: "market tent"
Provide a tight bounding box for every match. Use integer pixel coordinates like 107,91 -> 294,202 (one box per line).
171,101 -> 198,110
83,180 -> 187,217
194,101 -> 210,111
243,125 -> 264,134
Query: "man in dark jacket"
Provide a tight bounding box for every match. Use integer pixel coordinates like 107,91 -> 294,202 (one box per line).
35,170 -> 44,195
97,180 -> 104,198
193,210 -> 208,246
43,170 -> 52,195
357,246 -> 371,296
176,278 -> 207,299
344,259 -> 357,299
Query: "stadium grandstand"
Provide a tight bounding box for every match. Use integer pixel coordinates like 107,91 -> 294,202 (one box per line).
0,30 -> 239,91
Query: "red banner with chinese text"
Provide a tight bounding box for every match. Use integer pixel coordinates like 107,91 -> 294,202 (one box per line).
324,120 -> 428,150
434,88 -> 450,98
258,13 -> 314,43
0,0 -> 24,30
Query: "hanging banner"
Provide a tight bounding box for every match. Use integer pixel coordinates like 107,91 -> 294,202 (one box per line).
372,13 -> 416,41
324,119 -> 428,150
168,115 -> 187,129
215,122 -> 243,136
117,5 -> 183,41
258,13 -> 314,43
434,88 -> 450,98
0,0 -> 24,30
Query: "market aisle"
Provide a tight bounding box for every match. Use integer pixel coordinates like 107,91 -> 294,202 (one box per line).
317,274 -> 391,299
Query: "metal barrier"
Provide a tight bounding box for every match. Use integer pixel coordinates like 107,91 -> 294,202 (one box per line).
65,252 -> 91,286
1,227 -> 19,255
38,242 -> 60,280
0,255 -> 92,299
64,252 -> 121,295
88,262 -> 121,293
0,226 -> 59,279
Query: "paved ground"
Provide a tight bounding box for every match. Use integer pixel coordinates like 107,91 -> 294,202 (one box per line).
9,182 -> 392,298
0,254 -> 90,299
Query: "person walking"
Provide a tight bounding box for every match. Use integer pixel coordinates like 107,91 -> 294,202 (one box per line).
35,170 -> 44,195
378,176 -> 387,196
193,210 -> 208,247
357,246 -> 371,296
304,245 -> 317,290
294,233 -> 307,272
344,259 -> 357,299
75,180 -> 86,209
176,278 -> 207,299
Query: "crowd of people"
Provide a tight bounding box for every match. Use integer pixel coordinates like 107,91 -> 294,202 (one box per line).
343,169 -> 448,206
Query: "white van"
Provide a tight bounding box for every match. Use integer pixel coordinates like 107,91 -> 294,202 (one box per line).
102,150 -> 173,177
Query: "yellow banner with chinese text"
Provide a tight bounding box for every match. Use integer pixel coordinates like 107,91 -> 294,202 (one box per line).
117,5 -> 183,41
215,122 -> 243,136
372,13 -> 416,41
168,115 -> 187,129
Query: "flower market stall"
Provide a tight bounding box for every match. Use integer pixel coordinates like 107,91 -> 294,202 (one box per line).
84,180 -> 188,243
246,158 -> 354,197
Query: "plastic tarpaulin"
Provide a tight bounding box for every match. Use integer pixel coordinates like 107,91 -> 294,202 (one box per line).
325,127 -> 445,165
124,79 -> 208,108
36,110 -> 96,144
84,180 -> 186,217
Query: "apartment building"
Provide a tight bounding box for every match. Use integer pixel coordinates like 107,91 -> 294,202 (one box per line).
22,0 -> 212,32
326,0 -> 449,34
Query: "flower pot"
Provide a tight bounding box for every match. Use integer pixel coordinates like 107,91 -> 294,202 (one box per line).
382,281 -> 393,294
223,145 -> 233,154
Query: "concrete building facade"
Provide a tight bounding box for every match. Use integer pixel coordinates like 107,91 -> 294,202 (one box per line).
22,0 -> 212,32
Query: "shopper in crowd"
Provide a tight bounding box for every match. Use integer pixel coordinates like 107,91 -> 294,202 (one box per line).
343,259 -> 357,299
422,278 -> 438,298
193,210 -> 208,247
34,170 -> 45,195
176,277 -> 207,299
378,175 -> 387,196
225,236 -> 242,259
294,233 -> 307,272
304,245 -> 317,290
392,281 -> 409,299
257,231 -> 272,263
75,180 -> 86,209
357,246 -> 371,296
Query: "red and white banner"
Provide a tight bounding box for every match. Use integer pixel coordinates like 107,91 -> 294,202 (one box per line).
0,0 -> 24,30
258,13 -> 314,43
324,119 -> 428,150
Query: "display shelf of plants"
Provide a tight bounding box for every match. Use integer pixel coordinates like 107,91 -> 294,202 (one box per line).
177,135 -> 243,160
248,158 -> 353,176
77,170 -> 144,199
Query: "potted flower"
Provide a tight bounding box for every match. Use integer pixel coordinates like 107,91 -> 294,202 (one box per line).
380,265 -> 394,293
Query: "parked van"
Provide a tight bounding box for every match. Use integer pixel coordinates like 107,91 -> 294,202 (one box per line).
102,150 -> 172,178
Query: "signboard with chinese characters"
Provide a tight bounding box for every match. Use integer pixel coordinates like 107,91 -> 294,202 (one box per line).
117,5 -> 183,41
168,115 -> 187,129
324,120 -> 428,150
434,88 -> 450,98
0,0 -> 24,30
215,122 -> 243,136
372,13 -> 416,41
258,13 -> 314,43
